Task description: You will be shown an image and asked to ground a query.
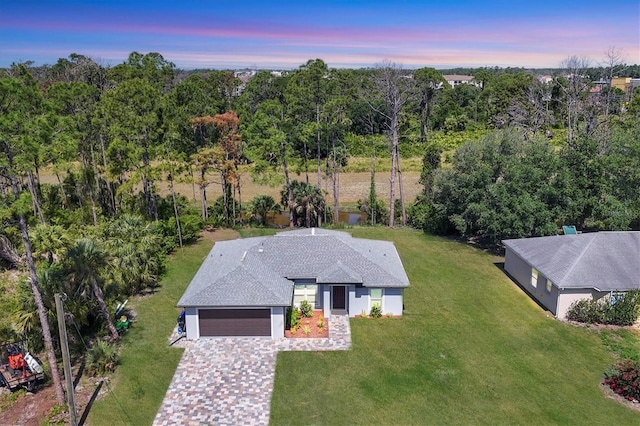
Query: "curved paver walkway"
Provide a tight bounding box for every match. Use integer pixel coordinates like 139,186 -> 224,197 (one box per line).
153,315 -> 351,426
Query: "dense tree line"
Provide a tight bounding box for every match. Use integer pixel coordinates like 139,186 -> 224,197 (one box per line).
1,51 -> 639,404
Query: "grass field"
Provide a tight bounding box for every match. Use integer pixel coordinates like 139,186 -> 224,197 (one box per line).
88,227 -> 640,425
39,159 -> 425,208
160,171 -> 423,209
270,228 -> 640,424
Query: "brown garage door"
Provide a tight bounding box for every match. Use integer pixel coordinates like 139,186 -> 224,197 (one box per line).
198,309 -> 271,336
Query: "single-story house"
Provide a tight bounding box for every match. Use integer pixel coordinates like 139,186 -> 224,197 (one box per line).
503,231 -> 640,319
178,228 -> 409,339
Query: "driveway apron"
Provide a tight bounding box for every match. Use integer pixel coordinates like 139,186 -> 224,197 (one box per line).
153,315 -> 351,425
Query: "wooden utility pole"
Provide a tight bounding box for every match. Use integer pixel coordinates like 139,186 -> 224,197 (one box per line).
55,294 -> 78,426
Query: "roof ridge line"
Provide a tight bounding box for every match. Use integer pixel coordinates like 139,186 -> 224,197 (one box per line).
560,234 -> 596,287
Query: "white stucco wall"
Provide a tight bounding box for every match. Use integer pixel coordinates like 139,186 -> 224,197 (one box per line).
323,286 -> 331,318
383,288 -> 404,316
271,306 -> 285,338
184,307 -> 199,339
349,286 -> 369,317
556,289 -> 609,320
347,287 -> 404,317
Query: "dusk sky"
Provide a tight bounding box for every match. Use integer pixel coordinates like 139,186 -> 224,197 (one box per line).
1,0 -> 639,70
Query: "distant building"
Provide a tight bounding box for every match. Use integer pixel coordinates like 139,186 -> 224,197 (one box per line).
537,75 -> 553,84
232,69 -> 257,97
442,74 -> 479,88
611,76 -> 631,92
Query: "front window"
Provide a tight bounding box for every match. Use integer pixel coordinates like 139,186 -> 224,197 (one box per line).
294,284 -> 318,309
370,288 -> 382,309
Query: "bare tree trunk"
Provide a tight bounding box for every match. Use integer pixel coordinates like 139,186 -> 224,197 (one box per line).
372,60 -> 412,228
601,47 -> 625,137
282,140 -> 294,228
99,134 -> 117,214
389,141 -> 397,227
200,184 -> 208,221
561,56 -> 590,144
54,172 -> 68,208
398,158 -> 406,226
317,103 -> 322,188
199,167 -> 208,221
10,175 -> 65,406
90,277 -> 119,341
220,173 -> 229,227
331,138 -> 340,226
27,172 -> 46,224
141,146 -> 158,221
80,151 -> 99,226
236,176 -> 243,226
0,234 -> 22,267
168,171 -> 183,247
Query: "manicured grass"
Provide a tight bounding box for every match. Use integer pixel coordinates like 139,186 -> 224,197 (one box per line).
86,227 -> 639,425
88,236 -> 218,425
270,228 -> 640,424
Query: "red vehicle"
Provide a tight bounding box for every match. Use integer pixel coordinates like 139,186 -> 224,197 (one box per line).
0,343 -> 46,392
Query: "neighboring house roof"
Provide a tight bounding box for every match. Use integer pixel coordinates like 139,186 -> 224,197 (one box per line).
179,228 -> 410,307
442,74 -> 474,81
503,232 -> 640,292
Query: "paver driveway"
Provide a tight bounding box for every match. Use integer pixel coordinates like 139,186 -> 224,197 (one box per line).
153,315 -> 351,425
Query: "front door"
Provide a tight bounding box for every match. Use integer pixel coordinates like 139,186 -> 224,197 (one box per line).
332,286 -> 346,310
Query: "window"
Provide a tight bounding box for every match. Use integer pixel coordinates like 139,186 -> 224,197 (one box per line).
531,268 -> 538,288
546,280 -> 552,293
294,284 -> 318,308
610,292 -> 624,305
370,288 -> 382,309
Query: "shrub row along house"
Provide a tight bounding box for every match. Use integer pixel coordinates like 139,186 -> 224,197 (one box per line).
178,228 -> 409,338
503,231 -> 640,319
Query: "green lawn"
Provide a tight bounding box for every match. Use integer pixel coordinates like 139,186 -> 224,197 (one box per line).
270,228 -> 640,425
88,238 -> 215,425
87,227 -> 639,425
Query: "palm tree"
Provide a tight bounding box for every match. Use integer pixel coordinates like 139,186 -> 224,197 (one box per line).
282,181 -> 326,227
102,214 -> 164,294
66,239 -> 119,341
248,194 -> 280,226
29,224 -> 71,265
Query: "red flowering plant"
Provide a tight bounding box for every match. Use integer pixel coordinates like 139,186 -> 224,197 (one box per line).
603,359 -> 640,402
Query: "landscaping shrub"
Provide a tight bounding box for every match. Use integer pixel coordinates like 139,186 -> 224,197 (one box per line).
86,340 -> 119,376
606,290 -> 640,326
286,306 -> 300,329
567,291 -> 640,326
370,303 -> 382,318
603,359 -> 640,402
567,299 -> 605,324
300,300 -> 313,318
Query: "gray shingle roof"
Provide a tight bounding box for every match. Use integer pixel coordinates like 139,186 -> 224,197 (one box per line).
178,228 -> 410,307
503,231 -> 640,291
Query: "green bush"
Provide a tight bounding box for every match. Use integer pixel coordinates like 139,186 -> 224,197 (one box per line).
603,359 -> 640,402
86,339 -> 119,376
300,300 -> 313,318
370,303 -> 382,318
567,291 -> 640,326
606,291 -> 640,326
566,299 -> 605,324
286,306 -> 300,329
